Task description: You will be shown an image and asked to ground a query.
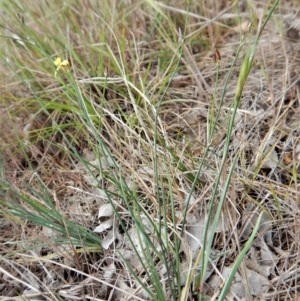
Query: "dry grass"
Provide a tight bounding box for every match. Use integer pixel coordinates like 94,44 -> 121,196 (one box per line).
0,0 -> 300,300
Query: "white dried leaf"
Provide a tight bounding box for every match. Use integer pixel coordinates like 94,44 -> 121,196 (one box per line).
125,227 -> 143,252
22,288 -> 45,301
213,265 -> 270,298
98,203 -> 114,218
115,279 -> 150,300
234,266 -> 269,296
117,248 -> 134,261
117,279 -> 131,291
244,258 -> 270,278
254,238 -> 277,267
23,122 -> 31,140
260,246 -> 275,266
261,147 -> 279,169
114,279 -> 131,300
124,226 -> 153,256
253,137 -> 279,170
185,222 -> 204,255
102,227 -> 122,250
246,268 -> 270,296
185,207 -> 229,257
102,262 -> 116,281
101,232 -> 115,250
141,215 -> 154,234
11,33 -> 26,46
116,249 -> 144,272
208,274 -> 222,295
241,203 -> 272,240
93,219 -> 114,233
124,214 -> 163,252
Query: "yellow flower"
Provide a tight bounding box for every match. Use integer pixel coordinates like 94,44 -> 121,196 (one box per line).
54,57 -> 70,77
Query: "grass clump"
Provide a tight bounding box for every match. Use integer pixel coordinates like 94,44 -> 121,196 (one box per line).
1,0 -> 300,300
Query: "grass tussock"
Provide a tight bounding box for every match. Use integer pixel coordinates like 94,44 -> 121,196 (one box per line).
0,0 -> 300,300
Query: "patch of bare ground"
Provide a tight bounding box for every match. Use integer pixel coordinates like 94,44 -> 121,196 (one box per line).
0,0 -> 300,300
